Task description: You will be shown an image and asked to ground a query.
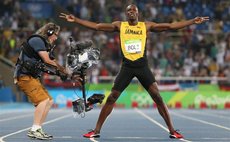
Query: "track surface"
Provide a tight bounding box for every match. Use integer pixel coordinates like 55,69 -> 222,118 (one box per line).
0,104 -> 229,142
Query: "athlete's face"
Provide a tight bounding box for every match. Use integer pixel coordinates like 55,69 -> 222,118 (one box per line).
125,5 -> 138,21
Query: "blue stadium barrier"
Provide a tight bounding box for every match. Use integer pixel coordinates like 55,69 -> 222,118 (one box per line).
0,87 -> 14,102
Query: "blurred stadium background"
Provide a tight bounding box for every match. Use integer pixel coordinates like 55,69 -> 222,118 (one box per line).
0,0 -> 230,109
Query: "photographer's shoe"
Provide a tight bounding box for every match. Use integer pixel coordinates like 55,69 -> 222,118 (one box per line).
40,129 -> 53,140
83,130 -> 100,138
169,130 -> 183,139
27,128 -> 50,140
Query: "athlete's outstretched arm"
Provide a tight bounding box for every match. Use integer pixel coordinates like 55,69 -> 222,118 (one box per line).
59,13 -> 120,32
147,16 -> 209,32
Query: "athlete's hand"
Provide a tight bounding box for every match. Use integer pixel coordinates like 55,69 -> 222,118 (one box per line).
59,13 -> 76,22
194,17 -> 209,24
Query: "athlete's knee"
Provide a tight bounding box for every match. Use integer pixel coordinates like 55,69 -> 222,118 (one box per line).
106,90 -> 120,105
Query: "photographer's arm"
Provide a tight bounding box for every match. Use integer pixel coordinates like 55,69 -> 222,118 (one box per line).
38,51 -> 65,72
39,51 -> 82,82
38,51 -> 70,81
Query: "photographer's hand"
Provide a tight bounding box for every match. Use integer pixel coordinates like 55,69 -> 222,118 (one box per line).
71,74 -> 83,87
56,69 -> 68,81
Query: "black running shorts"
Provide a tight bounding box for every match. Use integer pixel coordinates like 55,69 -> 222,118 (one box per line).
112,65 -> 156,92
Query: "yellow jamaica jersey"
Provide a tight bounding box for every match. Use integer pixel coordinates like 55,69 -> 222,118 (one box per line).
120,22 -> 147,61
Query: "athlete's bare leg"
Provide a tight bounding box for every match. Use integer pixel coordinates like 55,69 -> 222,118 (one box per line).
148,83 -> 175,134
94,90 -> 121,133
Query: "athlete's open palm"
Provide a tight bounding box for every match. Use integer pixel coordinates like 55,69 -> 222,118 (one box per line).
59,13 -> 75,22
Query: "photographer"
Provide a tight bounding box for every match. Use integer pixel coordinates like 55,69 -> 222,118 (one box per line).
14,23 -> 70,140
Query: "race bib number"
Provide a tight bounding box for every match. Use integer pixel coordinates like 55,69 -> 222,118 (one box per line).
124,40 -> 142,53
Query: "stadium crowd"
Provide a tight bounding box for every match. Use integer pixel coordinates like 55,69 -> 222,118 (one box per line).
0,0 -> 230,84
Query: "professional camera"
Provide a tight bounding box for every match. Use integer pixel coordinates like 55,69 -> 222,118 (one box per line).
66,37 -> 100,75
66,37 -> 104,117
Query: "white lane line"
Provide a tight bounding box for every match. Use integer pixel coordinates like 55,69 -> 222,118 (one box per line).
51,137 -> 99,142
0,109 -> 33,116
0,113 -> 72,142
114,137 -> 163,139
114,137 -> 230,140
180,110 -> 230,120
171,111 -> 230,131
134,108 -> 168,131
213,111 -> 230,116
134,108 -> 192,142
58,136 -> 73,138
0,114 -> 33,122
0,109 -> 68,122
202,137 -> 230,140
89,138 -> 99,142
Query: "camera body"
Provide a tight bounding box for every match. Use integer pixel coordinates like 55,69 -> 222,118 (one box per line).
66,38 -> 105,116
66,38 -> 100,75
